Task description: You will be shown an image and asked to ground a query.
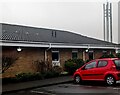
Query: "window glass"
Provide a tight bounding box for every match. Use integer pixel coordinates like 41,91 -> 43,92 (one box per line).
97,61 -> 108,67
52,52 -> 59,61
114,60 -> 120,66
114,60 -> 120,70
85,61 -> 96,70
102,50 -> 108,56
72,52 -> 78,59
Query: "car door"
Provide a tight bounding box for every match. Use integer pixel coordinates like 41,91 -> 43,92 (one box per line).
81,61 -> 97,80
93,60 -> 108,80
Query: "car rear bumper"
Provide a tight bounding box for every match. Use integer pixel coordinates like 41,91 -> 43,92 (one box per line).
114,72 -> 120,81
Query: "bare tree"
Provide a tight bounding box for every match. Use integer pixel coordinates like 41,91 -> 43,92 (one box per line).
2,56 -> 17,73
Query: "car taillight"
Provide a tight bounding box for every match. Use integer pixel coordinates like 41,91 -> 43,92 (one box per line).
111,65 -> 116,70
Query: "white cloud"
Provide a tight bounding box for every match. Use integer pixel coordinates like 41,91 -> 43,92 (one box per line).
1,0 -> 119,3
0,2 -> 2,23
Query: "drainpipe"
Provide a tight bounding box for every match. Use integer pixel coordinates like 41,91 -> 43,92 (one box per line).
45,43 -> 51,62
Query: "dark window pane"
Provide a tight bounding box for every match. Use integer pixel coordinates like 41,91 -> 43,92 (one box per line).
103,50 -> 107,55
89,52 -> 94,60
114,60 -> 120,70
85,61 -> 96,70
52,52 -> 59,61
98,61 -> 108,67
72,52 -> 77,59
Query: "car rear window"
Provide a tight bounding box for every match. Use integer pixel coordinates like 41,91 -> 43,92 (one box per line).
114,59 -> 120,70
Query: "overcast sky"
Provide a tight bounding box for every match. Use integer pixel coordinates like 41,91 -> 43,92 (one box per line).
0,0 -> 119,43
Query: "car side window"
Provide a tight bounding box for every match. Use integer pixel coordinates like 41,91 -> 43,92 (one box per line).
97,60 -> 108,68
85,61 -> 97,70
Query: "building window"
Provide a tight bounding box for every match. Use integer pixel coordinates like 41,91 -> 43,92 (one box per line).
72,50 -> 78,59
103,50 -> 107,55
52,51 -> 59,61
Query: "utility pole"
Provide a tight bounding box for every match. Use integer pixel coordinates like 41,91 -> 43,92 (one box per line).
103,3 -> 106,41
103,1 -> 112,43
110,3 -> 112,43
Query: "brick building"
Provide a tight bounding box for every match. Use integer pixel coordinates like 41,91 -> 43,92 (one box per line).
0,23 -> 119,77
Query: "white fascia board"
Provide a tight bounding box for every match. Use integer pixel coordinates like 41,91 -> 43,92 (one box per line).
51,45 -> 88,48
0,42 -> 49,48
0,40 -> 118,49
51,44 -> 116,49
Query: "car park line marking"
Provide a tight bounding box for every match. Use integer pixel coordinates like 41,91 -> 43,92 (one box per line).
78,85 -> 115,89
31,90 -> 44,94
31,90 -> 56,95
113,88 -> 120,90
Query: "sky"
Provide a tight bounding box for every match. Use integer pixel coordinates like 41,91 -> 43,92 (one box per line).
1,0 -> 119,43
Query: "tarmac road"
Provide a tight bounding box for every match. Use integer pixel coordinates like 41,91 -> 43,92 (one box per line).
3,82 -> 120,95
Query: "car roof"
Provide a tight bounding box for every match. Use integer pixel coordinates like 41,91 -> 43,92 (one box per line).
96,58 -> 119,61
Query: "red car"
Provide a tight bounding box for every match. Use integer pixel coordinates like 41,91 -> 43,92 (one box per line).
73,58 -> 120,86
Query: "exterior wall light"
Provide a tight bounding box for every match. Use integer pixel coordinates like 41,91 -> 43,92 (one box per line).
17,47 -> 22,52
115,49 -> 118,54
115,47 -> 120,54
85,49 -> 89,53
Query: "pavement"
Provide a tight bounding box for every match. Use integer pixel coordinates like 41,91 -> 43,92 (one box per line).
2,75 -> 73,93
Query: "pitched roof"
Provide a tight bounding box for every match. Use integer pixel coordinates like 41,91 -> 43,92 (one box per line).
0,23 -> 116,46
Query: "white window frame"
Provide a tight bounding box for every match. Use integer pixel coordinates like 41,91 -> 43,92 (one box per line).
52,50 -> 60,66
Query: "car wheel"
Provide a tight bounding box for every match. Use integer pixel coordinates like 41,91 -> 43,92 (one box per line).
105,76 -> 116,86
74,75 -> 82,84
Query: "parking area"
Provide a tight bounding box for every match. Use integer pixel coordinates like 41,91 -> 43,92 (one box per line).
3,82 -> 120,95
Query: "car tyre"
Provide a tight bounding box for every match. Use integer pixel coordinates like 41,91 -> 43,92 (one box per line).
74,75 -> 82,84
105,75 -> 116,86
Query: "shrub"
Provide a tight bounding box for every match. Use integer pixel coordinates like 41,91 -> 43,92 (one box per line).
109,54 -> 115,58
42,71 -> 59,78
32,60 -> 47,73
52,66 -> 62,74
64,59 -> 84,75
100,53 -> 115,58
85,59 -> 90,63
42,66 -> 62,78
15,72 -> 43,82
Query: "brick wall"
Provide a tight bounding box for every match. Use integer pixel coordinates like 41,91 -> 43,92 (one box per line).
60,49 -> 72,68
2,47 -> 45,78
94,50 -> 103,59
1,46 -> 116,78
94,49 -> 116,59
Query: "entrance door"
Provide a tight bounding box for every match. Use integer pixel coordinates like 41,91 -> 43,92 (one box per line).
89,50 -> 94,60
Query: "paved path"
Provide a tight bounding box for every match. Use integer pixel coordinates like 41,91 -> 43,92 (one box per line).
2,76 -> 73,93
